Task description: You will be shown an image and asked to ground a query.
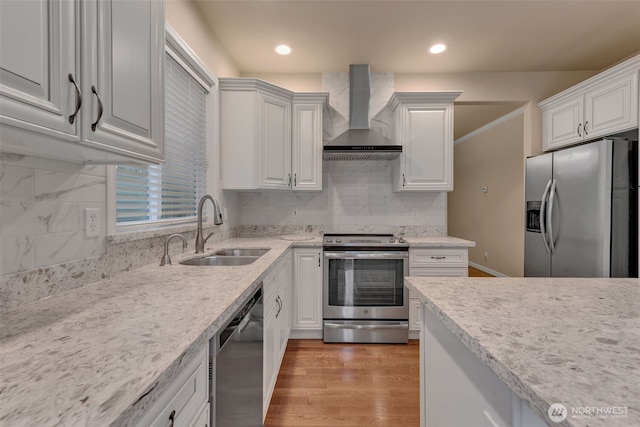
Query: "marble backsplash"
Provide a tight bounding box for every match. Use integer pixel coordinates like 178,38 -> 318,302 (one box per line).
0,153 -> 234,309
237,160 -> 448,236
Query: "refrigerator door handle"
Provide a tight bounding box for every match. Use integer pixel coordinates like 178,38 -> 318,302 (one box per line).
547,179 -> 558,254
539,179 -> 552,254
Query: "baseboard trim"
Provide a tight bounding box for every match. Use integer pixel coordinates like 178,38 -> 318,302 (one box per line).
469,261 -> 508,277
290,329 -> 323,339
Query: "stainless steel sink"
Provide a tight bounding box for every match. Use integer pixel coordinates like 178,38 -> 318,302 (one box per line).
180,256 -> 259,266
214,248 -> 270,257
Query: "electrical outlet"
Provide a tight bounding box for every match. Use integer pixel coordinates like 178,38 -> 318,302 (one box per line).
484,251 -> 489,261
292,208 -> 299,218
85,208 -> 100,237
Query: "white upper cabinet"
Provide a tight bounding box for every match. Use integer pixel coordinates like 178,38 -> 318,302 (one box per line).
259,93 -> 292,190
540,54 -> 639,151
220,78 -> 327,191
0,0 -> 79,142
389,92 -> 461,192
0,0 -> 164,164
292,94 -> 326,192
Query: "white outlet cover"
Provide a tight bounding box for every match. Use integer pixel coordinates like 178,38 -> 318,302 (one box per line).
85,208 -> 100,237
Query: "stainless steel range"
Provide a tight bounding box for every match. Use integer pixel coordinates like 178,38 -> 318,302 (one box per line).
323,234 -> 409,343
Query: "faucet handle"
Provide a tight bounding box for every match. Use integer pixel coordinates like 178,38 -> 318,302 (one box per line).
204,232 -> 214,244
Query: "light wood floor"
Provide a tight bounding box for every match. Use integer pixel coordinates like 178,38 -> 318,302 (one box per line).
265,267 -> 490,426
265,340 -> 420,427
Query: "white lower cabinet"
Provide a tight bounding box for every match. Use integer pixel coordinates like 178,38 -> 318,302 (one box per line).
263,252 -> 292,420
420,307 -> 546,427
408,248 -> 468,338
135,347 -> 209,427
291,248 -> 323,338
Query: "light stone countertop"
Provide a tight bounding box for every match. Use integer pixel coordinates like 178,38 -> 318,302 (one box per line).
0,236 -> 321,427
0,234 -> 473,427
404,276 -> 640,427
403,235 -> 475,247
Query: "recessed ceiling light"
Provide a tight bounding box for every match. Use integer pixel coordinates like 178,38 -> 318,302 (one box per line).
429,43 -> 447,54
274,44 -> 292,55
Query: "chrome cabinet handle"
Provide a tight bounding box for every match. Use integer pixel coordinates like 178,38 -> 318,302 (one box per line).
584,120 -> 588,135
577,123 -> 582,137
294,173 -> 297,186
91,85 -> 103,131
402,174 -> 406,186
318,253 -> 321,267
67,74 -> 82,124
430,256 -> 446,260
167,410 -> 176,427
287,173 -> 292,186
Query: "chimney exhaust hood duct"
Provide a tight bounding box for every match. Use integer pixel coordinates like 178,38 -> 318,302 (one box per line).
323,64 -> 400,160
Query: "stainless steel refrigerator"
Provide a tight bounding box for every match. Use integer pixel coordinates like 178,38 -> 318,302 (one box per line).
525,137 -> 638,277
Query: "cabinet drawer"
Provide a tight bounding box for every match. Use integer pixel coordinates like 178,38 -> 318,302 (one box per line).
410,248 -> 468,268
138,347 -> 208,427
409,267 -> 468,277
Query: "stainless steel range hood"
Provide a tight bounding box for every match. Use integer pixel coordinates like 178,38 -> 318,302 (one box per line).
323,64 -> 400,160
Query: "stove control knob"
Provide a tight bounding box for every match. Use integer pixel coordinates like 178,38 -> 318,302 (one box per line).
336,238 -> 342,243
325,239 -> 332,243
399,238 -> 406,243
389,237 -> 396,243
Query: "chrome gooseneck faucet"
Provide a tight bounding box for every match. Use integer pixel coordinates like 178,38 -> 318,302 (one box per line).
195,194 -> 224,253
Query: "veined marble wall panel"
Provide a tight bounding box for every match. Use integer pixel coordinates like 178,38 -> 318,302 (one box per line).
322,71 -> 394,142
238,160 -> 447,236
0,155 -> 107,276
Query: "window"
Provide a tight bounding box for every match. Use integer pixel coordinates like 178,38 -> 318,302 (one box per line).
115,28 -> 213,228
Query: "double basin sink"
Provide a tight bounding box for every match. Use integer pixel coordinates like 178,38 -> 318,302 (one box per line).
180,248 -> 270,266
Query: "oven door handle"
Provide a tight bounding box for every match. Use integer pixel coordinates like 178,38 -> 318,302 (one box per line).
324,322 -> 409,330
323,252 -> 409,259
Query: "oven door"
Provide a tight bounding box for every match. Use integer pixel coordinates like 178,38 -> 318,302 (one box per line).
323,251 -> 409,320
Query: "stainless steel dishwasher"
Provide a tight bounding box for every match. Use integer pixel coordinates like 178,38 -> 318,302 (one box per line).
211,287 -> 264,427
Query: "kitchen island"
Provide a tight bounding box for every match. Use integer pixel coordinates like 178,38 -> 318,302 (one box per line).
405,276 -> 640,427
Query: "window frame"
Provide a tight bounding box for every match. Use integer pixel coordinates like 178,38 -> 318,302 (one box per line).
106,25 -> 216,236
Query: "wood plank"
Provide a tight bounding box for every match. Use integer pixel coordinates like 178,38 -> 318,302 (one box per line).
265,340 -> 420,427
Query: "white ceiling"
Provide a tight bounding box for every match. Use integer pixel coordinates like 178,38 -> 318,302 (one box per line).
192,0 -> 640,138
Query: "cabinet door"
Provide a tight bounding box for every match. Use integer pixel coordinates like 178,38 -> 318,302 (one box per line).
542,96 -> 583,151
584,72 -> 638,139
292,102 -> 323,191
263,297 -> 277,420
292,249 -> 323,331
259,94 -> 291,189
400,105 -> 453,191
0,0 -> 79,141
81,0 -> 164,163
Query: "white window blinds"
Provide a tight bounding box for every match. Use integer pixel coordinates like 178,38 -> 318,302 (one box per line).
116,54 -> 208,225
